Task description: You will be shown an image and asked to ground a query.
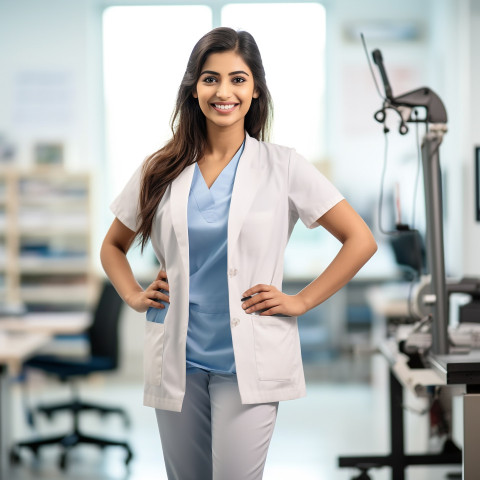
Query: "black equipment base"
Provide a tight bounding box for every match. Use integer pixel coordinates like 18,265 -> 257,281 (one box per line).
338,370 -> 462,480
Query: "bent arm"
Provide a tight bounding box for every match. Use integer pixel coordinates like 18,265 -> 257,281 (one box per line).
100,218 -> 168,312
297,199 -> 377,312
100,218 -> 143,307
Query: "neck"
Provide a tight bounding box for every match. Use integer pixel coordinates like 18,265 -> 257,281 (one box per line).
205,122 -> 245,160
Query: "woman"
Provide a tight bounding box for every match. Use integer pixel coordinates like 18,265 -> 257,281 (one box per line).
101,27 -> 377,480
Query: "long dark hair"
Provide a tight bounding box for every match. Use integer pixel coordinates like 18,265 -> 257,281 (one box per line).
137,27 -> 273,250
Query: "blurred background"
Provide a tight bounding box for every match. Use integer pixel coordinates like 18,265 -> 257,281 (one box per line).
0,0 -> 479,479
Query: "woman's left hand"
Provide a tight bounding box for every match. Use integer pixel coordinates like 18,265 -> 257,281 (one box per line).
241,284 -> 307,317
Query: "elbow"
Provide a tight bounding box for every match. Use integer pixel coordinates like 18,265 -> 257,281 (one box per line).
363,231 -> 378,261
99,240 -> 109,273
348,228 -> 377,263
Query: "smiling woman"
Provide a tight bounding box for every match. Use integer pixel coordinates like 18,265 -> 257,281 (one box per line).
193,51 -> 259,139
101,25 -> 376,480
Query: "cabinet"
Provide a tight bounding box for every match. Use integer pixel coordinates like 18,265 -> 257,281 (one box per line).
0,168 -> 95,310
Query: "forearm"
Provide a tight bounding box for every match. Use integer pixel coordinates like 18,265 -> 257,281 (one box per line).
297,235 -> 377,313
100,241 -> 144,306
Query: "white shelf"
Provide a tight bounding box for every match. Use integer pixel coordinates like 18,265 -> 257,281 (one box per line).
19,256 -> 89,274
19,227 -> 90,236
18,216 -> 89,230
0,169 -> 94,307
19,195 -> 88,207
21,285 -> 94,304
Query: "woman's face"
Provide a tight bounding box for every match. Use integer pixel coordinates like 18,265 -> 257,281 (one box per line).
193,50 -> 259,131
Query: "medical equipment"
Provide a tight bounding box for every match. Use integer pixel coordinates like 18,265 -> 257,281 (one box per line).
339,39 -> 480,480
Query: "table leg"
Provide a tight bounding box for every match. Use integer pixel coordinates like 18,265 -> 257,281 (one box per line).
0,364 -> 10,480
463,391 -> 480,479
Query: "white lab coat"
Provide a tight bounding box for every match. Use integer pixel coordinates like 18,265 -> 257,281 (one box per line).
111,133 -> 344,412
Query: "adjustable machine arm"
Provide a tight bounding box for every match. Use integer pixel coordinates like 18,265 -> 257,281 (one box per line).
372,49 -> 447,134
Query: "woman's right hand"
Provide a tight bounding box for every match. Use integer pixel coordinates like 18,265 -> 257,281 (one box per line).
125,270 -> 170,313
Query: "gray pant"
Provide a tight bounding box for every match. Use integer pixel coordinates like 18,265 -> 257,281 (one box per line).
155,371 -> 279,480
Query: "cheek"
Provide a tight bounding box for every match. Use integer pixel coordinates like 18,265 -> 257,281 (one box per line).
242,97 -> 253,113
196,97 -> 210,114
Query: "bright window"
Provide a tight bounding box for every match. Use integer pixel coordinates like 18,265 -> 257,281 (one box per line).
103,6 -> 213,196
222,3 -> 326,161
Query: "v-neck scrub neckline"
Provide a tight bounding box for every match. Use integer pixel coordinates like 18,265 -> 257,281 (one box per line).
186,140 -> 245,375
192,146 -> 242,224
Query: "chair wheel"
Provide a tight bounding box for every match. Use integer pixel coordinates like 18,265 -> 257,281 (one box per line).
352,472 -> 372,480
26,409 -> 35,428
59,451 -> 68,470
10,448 -> 21,465
125,449 -> 133,465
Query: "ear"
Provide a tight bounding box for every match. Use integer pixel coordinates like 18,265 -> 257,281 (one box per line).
252,88 -> 260,99
192,89 -> 198,99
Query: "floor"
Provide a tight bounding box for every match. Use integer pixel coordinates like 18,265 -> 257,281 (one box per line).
6,353 -> 463,480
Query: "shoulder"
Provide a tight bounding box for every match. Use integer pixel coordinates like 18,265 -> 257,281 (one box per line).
245,134 -> 296,166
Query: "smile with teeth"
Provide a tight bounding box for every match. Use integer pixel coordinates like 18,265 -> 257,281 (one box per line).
212,103 -> 238,111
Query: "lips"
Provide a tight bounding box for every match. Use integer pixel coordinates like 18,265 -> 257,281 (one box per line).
211,103 -> 239,112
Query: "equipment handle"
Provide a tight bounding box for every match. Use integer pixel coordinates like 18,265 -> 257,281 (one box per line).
372,49 -> 393,100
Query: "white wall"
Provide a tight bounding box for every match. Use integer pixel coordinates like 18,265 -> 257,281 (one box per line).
463,0 -> 480,275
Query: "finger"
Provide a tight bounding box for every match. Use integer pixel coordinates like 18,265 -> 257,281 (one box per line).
242,292 -> 273,310
259,307 -> 281,316
150,279 -> 169,292
157,279 -> 170,291
241,287 -> 272,305
246,299 -> 279,314
150,289 -> 170,303
156,270 -> 168,281
147,298 -> 165,309
242,284 -> 271,297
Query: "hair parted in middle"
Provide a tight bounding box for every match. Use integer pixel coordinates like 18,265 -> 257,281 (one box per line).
137,27 -> 273,250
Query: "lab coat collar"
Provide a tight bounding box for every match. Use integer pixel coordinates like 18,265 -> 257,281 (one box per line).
228,132 -> 262,250
169,132 -> 262,276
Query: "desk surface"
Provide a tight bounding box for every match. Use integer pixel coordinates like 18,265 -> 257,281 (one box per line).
0,312 -> 91,374
367,283 -> 411,318
0,332 -> 50,375
0,312 -> 91,335
429,351 -> 480,385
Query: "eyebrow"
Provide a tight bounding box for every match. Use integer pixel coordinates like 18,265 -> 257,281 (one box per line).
200,70 -> 250,77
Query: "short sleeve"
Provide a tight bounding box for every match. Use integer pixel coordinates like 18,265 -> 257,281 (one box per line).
288,150 -> 344,229
110,165 -> 143,232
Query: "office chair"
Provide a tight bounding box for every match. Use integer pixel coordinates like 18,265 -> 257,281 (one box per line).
12,281 -> 134,470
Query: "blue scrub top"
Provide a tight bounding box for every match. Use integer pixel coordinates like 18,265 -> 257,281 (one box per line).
146,141 -> 244,375
186,141 -> 244,375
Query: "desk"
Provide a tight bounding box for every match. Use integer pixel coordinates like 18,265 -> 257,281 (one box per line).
0,313 -> 90,480
429,352 -> 480,479
0,312 -> 91,337
339,284 -> 474,479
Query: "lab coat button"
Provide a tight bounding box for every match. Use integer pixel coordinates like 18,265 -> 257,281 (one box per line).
228,268 -> 238,277
231,317 -> 240,327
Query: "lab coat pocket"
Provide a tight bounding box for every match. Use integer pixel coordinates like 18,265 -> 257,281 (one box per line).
144,320 -> 165,386
146,289 -> 169,324
252,316 -> 296,381
146,305 -> 168,324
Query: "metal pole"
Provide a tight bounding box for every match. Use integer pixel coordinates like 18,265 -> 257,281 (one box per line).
421,126 -> 449,355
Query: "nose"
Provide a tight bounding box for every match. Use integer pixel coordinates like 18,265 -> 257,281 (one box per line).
216,80 -> 232,100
